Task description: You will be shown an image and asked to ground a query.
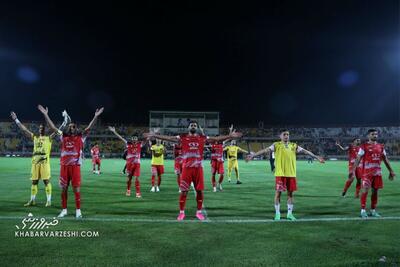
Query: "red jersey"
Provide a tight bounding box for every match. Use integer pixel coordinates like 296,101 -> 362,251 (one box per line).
126,142 -> 142,164
91,146 -> 100,160
348,144 -> 361,168
178,134 -> 207,168
358,142 -> 386,176
60,134 -> 86,166
174,144 -> 183,164
211,143 -> 224,162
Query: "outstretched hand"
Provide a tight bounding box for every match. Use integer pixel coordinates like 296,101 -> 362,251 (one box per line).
10,111 -> 17,121
38,105 -> 48,115
95,107 -> 104,117
317,157 -> 325,163
143,132 -> 155,139
108,126 -> 116,132
245,154 -> 253,162
230,131 -> 242,138
229,124 -> 234,134
335,141 -> 340,146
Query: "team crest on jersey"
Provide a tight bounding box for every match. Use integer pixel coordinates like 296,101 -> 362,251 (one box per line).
66,141 -> 74,148
189,142 -> 199,147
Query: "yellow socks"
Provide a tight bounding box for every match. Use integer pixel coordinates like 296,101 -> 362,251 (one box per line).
45,183 -> 52,202
31,184 -> 38,201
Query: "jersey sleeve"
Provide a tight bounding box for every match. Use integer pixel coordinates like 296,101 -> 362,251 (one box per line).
268,144 -> 275,152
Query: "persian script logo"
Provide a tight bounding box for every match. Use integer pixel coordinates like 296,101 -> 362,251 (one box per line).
15,213 -> 59,230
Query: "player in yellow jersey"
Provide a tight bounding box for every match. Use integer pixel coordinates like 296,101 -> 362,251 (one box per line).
10,111 -> 61,207
150,139 -> 165,192
246,129 -> 324,221
224,140 -> 248,184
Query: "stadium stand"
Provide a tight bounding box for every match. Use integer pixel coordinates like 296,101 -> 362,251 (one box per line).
0,121 -> 399,159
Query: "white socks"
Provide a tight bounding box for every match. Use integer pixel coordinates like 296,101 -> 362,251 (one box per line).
274,204 -> 280,214
287,204 -> 293,214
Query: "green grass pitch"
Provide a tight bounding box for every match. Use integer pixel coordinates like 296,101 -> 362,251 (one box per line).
0,157 -> 399,266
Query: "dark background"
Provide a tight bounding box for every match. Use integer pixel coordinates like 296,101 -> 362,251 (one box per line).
0,1 -> 398,126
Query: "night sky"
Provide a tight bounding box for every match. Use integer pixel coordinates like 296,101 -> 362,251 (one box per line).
0,1 -> 398,126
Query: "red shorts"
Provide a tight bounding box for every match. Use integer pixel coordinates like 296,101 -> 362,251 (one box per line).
60,165 -> 81,188
127,162 -> 141,177
174,161 -> 183,175
211,160 -> 224,174
151,165 -> 164,176
362,175 -> 383,189
92,158 -> 101,165
180,167 -> 204,191
275,177 -> 297,192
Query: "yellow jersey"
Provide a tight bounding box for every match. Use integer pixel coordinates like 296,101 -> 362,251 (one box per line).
151,144 -> 165,165
224,145 -> 245,160
270,141 -> 303,177
32,135 -> 52,165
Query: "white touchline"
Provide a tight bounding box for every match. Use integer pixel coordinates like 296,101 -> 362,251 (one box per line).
2,216 -> 400,223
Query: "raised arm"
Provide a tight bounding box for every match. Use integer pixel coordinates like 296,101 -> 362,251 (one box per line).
207,131 -> 242,143
335,141 -> 348,151
198,124 -> 205,135
143,132 -> 180,143
10,112 -> 34,139
108,126 -> 127,143
84,107 -> 104,132
238,147 -> 249,153
37,105 -> 59,133
246,147 -> 271,162
382,153 -> 396,180
299,147 -> 325,163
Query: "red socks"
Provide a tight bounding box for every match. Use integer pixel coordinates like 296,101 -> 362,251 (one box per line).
355,179 -> 361,196
343,180 -> 353,193
211,175 -> 216,187
360,191 -> 368,209
74,191 -> 81,209
61,190 -> 68,209
177,175 -> 181,187
218,174 -> 224,184
127,177 -> 132,191
179,193 -> 187,211
62,189 -> 80,209
135,177 -> 140,194
151,175 -> 155,186
371,191 -> 378,209
157,175 -> 162,186
196,191 -> 203,210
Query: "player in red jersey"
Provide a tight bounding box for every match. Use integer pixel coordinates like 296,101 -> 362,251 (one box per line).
209,141 -> 225,192
109,126 -> 147,198
208,125 -> 233,192
144,121 -> 242,221
350,129 -> 395,218
91,143 -> 101,174
38,104 -> 104,219
173,142 -> 183,192
336,138 -> 362,197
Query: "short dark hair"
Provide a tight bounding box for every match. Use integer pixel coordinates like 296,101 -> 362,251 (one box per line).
367,129 -> 378,134
188,120 -> 198,127
352,138 -> 360,142
280,129 -> 289,134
